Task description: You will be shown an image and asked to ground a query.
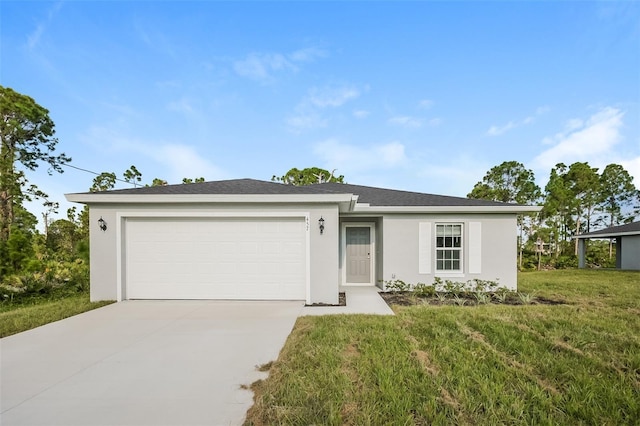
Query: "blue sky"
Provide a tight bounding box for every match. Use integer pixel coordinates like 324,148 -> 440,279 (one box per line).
2,1 -> 639,221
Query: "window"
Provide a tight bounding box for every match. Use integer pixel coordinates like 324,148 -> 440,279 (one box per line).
436,224 -> 462,271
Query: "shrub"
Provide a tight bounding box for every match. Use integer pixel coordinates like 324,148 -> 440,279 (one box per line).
474,291 -> 491,305
553,255 -> 578,269
518,292 -> 536,305
413,283 -> 436,298
452,294 -> 467,306
0,259 -> 89,303
382,279 -> 410,292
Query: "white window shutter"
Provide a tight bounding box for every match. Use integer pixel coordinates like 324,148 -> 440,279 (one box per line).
468,222 -> 482,273
418,222 -> 431,274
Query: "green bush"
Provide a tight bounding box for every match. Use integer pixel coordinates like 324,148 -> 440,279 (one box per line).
382,279 -> 410,292
0,259 -> 89,303
553,255 -> 578,269
413,283 -> 435,298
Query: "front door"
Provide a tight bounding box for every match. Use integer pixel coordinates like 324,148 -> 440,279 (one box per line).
345,226 -> 372,284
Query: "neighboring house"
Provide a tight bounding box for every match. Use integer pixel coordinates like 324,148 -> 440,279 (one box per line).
576,221 -> 640,271
65,179 -> 540,304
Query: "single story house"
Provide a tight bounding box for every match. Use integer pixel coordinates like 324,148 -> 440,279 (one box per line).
65,179 -> 540,304
576,221 -> 640,270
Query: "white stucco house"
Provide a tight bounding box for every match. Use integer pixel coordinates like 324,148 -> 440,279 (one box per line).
576,221 -> 640,270
66,179 -> 540,304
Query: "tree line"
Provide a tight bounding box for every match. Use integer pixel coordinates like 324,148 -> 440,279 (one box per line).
468,161 -> 639,268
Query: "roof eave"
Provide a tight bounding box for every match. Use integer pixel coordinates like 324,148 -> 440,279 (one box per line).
65,193 -> 355,204
576,231 -> 640,239
350,205 -> 542,214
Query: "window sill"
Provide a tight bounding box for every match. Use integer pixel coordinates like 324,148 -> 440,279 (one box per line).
435,273 -> 465,278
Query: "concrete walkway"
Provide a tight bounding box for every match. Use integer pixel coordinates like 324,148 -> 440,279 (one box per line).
302,286 -> 395,316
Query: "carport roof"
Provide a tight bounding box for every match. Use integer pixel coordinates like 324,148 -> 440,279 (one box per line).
576,221 -> 640,239
66,178 -> 541,212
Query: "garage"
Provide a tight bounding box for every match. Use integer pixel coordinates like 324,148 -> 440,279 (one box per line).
125,217 -> 308,300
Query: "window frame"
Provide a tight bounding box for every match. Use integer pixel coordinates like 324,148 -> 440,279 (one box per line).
435,223 -> 464,273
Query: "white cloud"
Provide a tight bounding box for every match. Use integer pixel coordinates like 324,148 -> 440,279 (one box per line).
308,85 -> 360,108
233,52 -> 294,82
620,156 -> 640,187
288,47 -> 327,63
487,121 -> 517,136
313,139 -> 407,173
536,106 -> 551,115
26,2 -> 63,50
388,116 -> 424,128
27,24 -> 45,50
166,97 -> 194,114
233,47 -> 327,83
418,99 -> 434,109
285,112 -> 327,132
80,126 -> 225,183
287,84 -> 361,132
150,144 -> 224,182
532,107 -> 625,170
388,116 -> 442,128
417,158 -> 490,197
487,105 -> 549,136
353,110 -> 370,119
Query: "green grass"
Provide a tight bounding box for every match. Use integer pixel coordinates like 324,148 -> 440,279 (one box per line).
0,293 -> 113,337
245,270 -> 640,425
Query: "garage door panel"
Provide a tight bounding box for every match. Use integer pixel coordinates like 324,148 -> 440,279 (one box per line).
126,217 -> 307,300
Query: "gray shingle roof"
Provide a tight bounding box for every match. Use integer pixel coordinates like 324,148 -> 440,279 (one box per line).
311,182 -> 513,207
577,221 -> 640,238
88,179 -> 324,195
79,178 -> 523,207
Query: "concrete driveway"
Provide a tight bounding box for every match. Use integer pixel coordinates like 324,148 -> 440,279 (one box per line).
1,300 -> 304,426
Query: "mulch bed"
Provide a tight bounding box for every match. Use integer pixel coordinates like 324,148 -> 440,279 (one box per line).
379,292 -> 567,307
305,292 -> 346,307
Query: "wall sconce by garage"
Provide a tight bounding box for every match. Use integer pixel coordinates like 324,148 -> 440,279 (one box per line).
318,216 -> 325,235
98,217 -> 107,232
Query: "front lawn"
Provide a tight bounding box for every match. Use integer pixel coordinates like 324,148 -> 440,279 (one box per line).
245,270 -> 640,425
0,293 -> 113,338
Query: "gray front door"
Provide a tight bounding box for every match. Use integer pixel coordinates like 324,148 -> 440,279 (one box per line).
346,227 -> 371,284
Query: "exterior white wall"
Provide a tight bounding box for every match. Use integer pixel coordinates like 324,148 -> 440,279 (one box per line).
621,235 -> 640,270
85,203 -> 339,304
379,214 -> 519,290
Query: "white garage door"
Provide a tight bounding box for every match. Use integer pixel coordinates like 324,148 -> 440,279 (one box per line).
125,217 -> 307,300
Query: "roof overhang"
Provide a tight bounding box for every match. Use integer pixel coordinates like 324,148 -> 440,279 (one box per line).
65,192 -> 541,214
65,192 -> 355,207
350,204 -> 543,214
65,192 -> 357,211
575,231 -> 640,239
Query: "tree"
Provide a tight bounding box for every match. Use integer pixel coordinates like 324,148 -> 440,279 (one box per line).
182,177 -> 205,184
543,162 -> 600,255
542,163 -> 573,256
0,205 -> 37,275
468,161 -> 540,204
123,165 -> 142,187
150,178 -> 168,186
272,167 -> 344,185
597,164 -> 637,258
468,161 -> 541,268
90,172 -> 117,192
598,164 -> 637,227
0,86 -> 70,242
565,162 -> 600,253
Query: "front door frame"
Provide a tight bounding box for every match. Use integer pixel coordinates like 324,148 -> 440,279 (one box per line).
341,222 -> 376,286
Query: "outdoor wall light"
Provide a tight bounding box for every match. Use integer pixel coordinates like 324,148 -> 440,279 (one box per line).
98,217 -> 107,232
318,216 -> 325,235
